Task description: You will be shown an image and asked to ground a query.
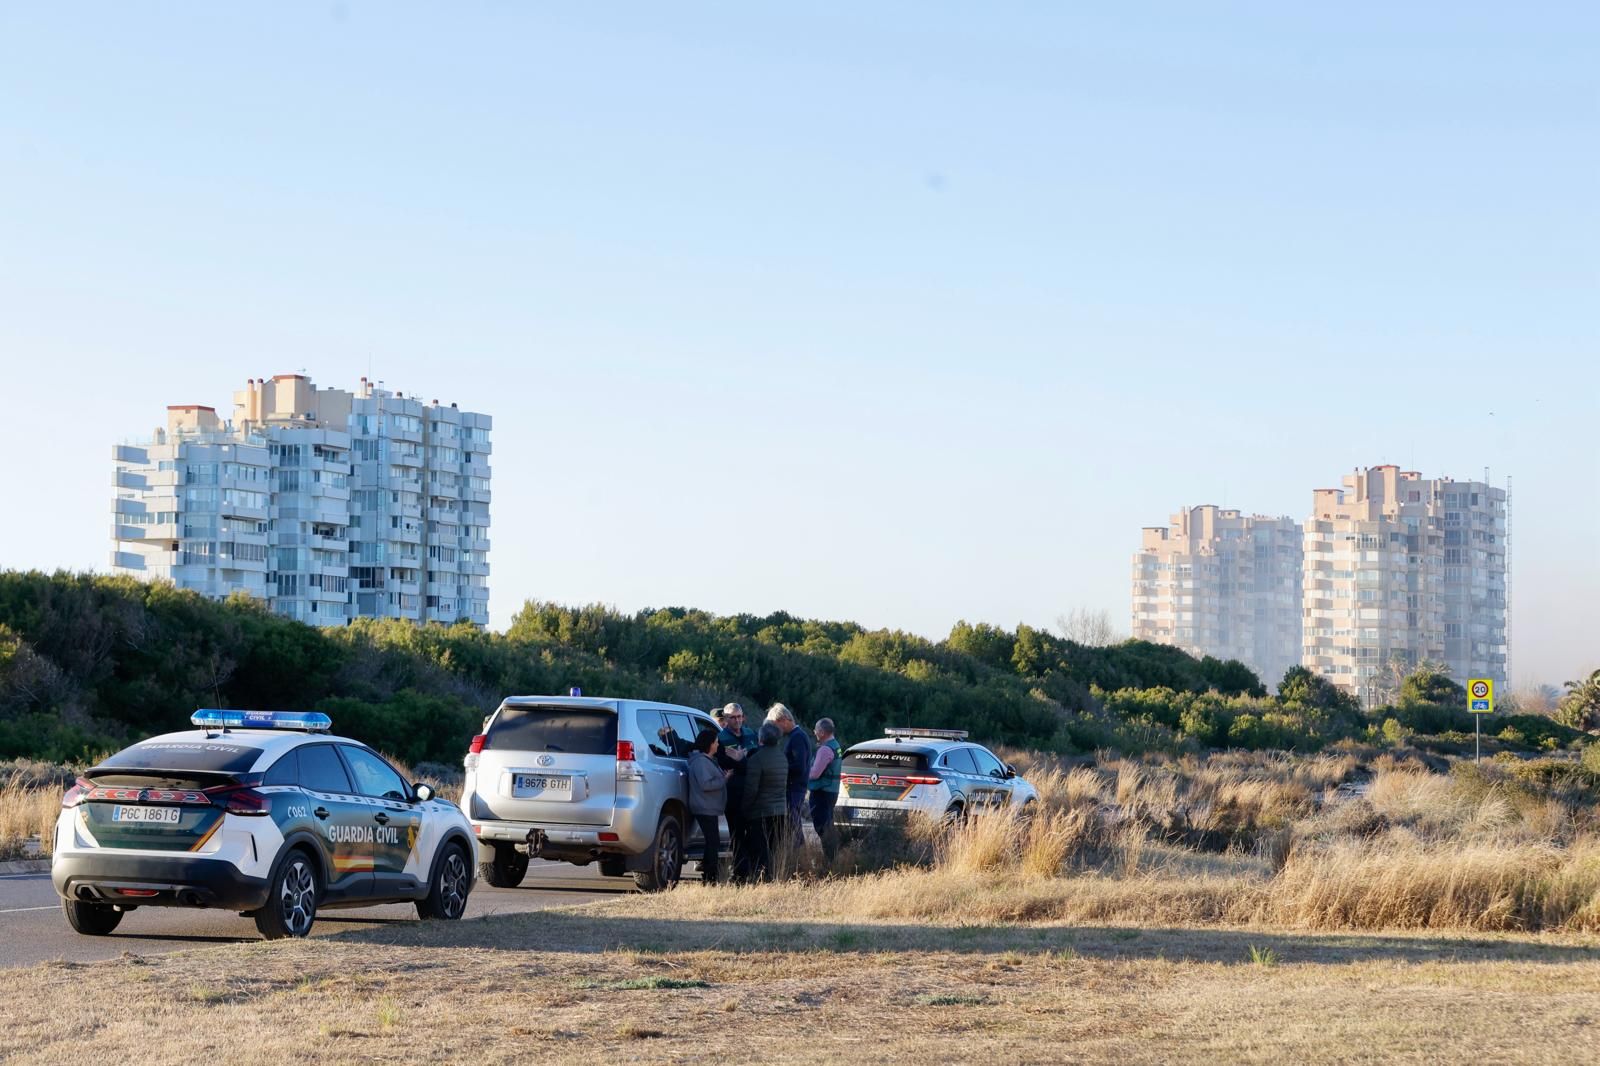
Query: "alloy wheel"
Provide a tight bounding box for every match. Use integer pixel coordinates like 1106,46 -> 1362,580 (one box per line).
439,851 -> 469,918
279,858 -> 316,936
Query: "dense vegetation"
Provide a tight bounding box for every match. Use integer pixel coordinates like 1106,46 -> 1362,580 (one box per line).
0,571 -> 1588,765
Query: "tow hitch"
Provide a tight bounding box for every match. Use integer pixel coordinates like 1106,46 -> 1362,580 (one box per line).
524,827 -> 547,857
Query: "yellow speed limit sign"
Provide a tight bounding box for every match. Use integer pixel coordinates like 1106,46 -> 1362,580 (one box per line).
1468,678 -> 1494,714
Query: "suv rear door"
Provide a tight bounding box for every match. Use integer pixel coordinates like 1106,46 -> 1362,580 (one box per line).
476,703 -> 618,826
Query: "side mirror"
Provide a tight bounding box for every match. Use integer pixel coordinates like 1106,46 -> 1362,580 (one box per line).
1004,765 -> 1017,779
413,782 -> 435,803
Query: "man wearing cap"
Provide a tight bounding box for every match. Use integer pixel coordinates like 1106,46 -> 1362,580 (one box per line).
715,703 -> 758,882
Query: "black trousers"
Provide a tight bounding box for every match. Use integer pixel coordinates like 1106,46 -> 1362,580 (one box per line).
742,815 -> 786,883
725,806 -> 752,882
694,814 -> 721,885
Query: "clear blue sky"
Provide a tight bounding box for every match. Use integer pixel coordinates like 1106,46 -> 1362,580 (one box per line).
0,4 -> 1594,686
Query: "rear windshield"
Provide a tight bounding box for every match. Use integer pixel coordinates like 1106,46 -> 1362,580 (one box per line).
488,706 -> 617,755
96,739 -> 263,775
842,748 -> 929,772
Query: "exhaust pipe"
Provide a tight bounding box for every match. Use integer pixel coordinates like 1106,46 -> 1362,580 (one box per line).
179,890 -> 206,908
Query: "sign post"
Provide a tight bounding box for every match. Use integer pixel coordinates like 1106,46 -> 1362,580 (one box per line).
1468,679 -> 1494,764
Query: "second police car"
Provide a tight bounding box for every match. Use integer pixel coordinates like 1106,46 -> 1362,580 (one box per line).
51,710 -> 476,939
833,727 -> 1038,828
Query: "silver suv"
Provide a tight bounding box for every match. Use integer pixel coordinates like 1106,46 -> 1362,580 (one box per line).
460,694 -> 721,891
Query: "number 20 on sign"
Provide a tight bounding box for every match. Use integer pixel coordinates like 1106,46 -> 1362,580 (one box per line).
1468,679 -> 1494,714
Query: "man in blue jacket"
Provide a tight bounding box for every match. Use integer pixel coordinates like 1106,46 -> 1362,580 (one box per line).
766,702 -> 813,852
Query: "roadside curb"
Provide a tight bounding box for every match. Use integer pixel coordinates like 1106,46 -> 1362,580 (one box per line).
0,859 -> 50,875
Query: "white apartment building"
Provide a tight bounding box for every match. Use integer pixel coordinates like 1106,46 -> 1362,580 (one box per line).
1131,505 -> 1304,688
112,374 -> 491,627
1302,466 -> 1506,706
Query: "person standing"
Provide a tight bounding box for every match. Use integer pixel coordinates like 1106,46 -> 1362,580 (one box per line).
767,703 -> 813,852
740,722 -> 789,882
686,728 -> 728,886
715,703 -> 757,881
807,717 -> 842,861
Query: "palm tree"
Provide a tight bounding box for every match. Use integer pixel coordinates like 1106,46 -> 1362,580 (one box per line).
1556,669 -> 1600,731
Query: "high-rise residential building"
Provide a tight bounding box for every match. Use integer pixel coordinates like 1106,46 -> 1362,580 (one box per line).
1131,505 -> 1304,688
112,374 -> 491,627
1302,465 -> 1506,706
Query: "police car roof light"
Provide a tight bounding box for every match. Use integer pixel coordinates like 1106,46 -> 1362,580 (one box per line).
190,709 -> 333,733
884,727 -> 969,740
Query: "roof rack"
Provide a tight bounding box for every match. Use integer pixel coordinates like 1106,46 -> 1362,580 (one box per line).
883,727 -> 969,740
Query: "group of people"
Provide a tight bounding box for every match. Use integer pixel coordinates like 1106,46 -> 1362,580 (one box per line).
684,701 -> 841,884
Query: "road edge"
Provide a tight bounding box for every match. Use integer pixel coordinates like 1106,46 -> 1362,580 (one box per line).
0,859 -> 50,875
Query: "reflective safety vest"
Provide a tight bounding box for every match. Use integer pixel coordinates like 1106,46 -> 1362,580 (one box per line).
809,736 -> 842,793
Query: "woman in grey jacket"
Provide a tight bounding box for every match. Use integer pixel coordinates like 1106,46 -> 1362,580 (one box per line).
687,728 -> 728,885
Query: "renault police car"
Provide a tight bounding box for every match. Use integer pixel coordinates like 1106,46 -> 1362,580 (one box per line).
51,710 -> 476,940
834,727 -> 1038,828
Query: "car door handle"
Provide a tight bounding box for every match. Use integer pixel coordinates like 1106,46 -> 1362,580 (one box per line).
314,807 -> 330,820
375,812 -> 390,825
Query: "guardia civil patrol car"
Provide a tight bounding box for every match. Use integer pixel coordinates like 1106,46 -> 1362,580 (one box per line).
51,710 -> 475,940
834,727 -> 1038,829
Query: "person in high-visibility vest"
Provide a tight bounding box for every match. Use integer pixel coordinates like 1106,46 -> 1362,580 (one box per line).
807,717 -> 842,861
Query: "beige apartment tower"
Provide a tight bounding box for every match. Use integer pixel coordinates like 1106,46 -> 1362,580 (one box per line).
1132,506 -> 1303,688
1303,466 -> 1507,706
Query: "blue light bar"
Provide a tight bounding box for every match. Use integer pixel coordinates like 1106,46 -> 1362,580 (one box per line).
191,709 -> 332,732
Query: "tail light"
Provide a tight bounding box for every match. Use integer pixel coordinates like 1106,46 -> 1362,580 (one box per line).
208,784 -> 270,816
61,777 -> 92,809
465,733 -> 487,771
616,740 -> 644,782
905,776 -> 942,785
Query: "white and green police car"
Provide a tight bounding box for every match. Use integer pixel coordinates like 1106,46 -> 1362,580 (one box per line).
834,727 -> 1038,828
51,710 -> 475,940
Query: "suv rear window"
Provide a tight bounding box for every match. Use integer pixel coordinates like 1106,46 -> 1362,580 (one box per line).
842,748 -> 929,772
488,706 -> 618,755
97,739 -> 263,775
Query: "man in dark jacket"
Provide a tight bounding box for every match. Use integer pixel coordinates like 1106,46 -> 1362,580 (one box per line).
715,703 -> 758,882
768,703 -> 813,851
740,722 -> 789,882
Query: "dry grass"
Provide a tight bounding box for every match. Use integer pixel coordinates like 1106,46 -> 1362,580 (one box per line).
811,751 -> 1600,934
4,901 -> 1599,1065
4,747 -> 1600,1062
0,780 -> 60,859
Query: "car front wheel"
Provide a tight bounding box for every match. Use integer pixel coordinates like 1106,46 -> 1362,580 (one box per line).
254,849 -> 319,940
62,898 -> 123,936
417,844 -> 472,920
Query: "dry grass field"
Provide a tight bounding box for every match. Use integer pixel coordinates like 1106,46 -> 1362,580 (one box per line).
4,895 -> 1599,1064
5,747 -> 1599,1062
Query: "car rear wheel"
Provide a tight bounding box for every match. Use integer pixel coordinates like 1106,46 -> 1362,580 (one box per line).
416,843 -> 471,920
62,898 -> 123,936
633,813 -> 683,892
478,842 -> 529,888
254,850 -> 319,940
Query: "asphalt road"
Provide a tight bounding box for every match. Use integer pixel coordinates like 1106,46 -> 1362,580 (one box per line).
0,860 -> 635,968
